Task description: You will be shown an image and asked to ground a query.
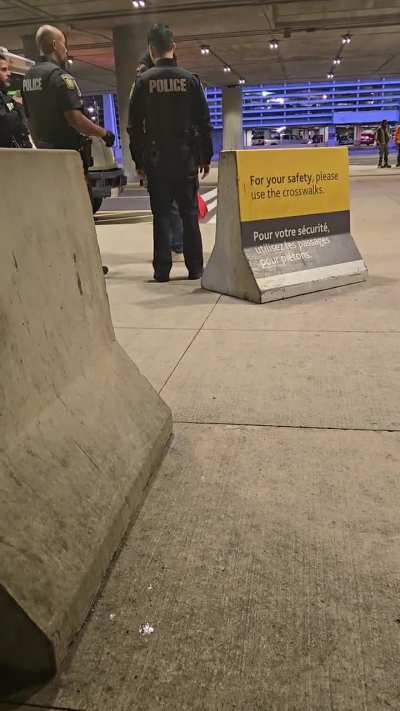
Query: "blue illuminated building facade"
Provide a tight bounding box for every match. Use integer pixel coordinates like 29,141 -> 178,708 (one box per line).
85,77 -> 400,162
206,78 -> 400,130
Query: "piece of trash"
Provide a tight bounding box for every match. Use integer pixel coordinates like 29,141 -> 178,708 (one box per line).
147,584 -> 153,591
109,613 -> 116,621
139,622 -> 154,637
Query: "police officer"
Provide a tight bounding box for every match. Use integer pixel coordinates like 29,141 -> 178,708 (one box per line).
129,24 -> 213,282
0,52 -> 31,148
22,25 -> 115,274
136,48 -> 184,257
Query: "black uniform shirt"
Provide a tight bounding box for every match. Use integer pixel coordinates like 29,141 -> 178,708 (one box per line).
128,58 -> 213,178
22,58 -> 83,149
0,89 -> 31,147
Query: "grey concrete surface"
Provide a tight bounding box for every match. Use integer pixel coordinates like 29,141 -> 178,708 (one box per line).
0,150 -> 171,686
162,329 -> 400,430
100,223 -> 219,330
203,276 -> 400,332
115,328 -> 197,392
7,170 -> 400,709
22,425 -> 400,710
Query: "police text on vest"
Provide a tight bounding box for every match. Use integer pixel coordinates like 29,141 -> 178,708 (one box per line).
149,78 -> 187,94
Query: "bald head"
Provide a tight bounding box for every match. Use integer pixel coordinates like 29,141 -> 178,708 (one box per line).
35,25 -> 68,65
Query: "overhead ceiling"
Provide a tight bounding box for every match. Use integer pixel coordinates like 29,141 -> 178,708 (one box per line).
2,1 -> 400,92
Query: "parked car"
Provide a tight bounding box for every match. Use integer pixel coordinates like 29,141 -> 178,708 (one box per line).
264,133 -> 280,146
338,134 -> 353,145
359,130 -> 376,146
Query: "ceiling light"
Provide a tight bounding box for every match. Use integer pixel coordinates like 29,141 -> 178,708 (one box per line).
201,45 -> 210,55
333,57 -> 341,65
239,78 -> 245,85
322,93 -> 328,100
87,106 -> 95,113
269,39 -> 279,50
327,72 -> 334,79
342,34 -> 351,44
262,90 -> 268,97
223,66 -> 231,73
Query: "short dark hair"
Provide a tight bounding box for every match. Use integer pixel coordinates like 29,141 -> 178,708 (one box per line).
147,24 -> 174,54
0,53 -> 8,63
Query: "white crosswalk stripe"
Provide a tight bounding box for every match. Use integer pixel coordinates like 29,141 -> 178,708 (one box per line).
202,187 -> 218,224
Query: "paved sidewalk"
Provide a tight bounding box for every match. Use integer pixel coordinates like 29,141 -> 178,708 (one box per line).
14,174 -> 400,710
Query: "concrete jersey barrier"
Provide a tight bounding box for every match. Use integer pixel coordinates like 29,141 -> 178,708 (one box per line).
0,149 -> 172,691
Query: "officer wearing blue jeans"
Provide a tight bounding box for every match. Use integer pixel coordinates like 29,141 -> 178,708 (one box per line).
128,24 -> 213,282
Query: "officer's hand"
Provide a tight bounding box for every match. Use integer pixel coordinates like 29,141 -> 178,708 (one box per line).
200,164 -> 210,179
103,130 -> 115,147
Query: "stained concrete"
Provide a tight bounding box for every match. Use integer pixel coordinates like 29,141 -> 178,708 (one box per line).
23,425 -> 400,710
162,330 -> 400,430
5,171 -> 400,710
115,328 -> 197,392
0,150 -> 171,688
204,276 -> 400,333
101,223 -> 219,330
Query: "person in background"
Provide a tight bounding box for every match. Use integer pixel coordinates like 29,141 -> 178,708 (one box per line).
0,53 -> 31,148
394,123 -> 400,167
136,49 -> 184,257
376,120 -> 391,168
129,23 -> 213,282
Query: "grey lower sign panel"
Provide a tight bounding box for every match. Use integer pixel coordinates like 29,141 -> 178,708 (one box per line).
241,210 -> 367,302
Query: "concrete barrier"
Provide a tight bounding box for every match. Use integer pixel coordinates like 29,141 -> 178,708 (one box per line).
0,149 -> 172,690
203,150 -> 367,303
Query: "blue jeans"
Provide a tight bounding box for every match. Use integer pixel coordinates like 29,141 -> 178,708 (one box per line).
170,201 -> 184,252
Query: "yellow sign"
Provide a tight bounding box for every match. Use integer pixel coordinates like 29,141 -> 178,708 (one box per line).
236,147 -> 350,222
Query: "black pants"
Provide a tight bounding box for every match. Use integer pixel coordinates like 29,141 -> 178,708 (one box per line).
397,145 -> 400,166
378,143 -> 389,166
148,176 -> 203,277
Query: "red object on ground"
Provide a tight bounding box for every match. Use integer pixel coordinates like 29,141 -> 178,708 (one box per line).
197,193 -> 208,220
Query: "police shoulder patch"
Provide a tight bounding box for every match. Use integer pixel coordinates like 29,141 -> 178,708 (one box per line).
61,74 -> 76,90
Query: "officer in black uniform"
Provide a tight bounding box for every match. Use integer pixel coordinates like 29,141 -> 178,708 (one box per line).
136,49 -> 184,256
0,52 -> 31,148
129,24 -> 213,282
22,25 -> 115,274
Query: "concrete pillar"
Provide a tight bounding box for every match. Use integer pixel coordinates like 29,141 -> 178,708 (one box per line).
21,34 -> 39,62
223,86 -> 243,150
113,25 -> 147,181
